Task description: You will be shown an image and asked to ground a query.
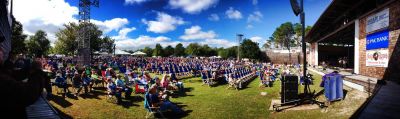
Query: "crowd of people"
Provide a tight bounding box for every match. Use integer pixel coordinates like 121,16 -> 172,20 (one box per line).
31,55 -> 288,116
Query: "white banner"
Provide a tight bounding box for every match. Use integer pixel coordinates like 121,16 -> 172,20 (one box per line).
366,49 -> 389,67
366,8 -> 389,33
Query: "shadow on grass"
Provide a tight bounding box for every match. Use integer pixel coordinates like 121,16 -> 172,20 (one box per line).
184,87 -> 194,92
52,105 -> 73,119
161,110 -> 193,118
127,95 -> 144,102
50,95 -> 73,108
79,90 -> 106,100
120,100 -> 140,109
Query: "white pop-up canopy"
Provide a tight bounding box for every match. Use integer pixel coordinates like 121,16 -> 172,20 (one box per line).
114,49 -> 131,55
132,51 -> 147,56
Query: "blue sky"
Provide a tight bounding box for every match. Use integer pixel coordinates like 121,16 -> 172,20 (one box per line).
14,0 -> 331,50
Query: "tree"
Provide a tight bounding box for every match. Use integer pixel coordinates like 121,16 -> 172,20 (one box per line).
185,43 -> 200,56
54,23 -> 79,55
153,44 -> 163,56
174,43 -> 185,56
54,22 -> 109,55
293,23 -> 313,46
262,37 -> 274,50
164,45 -> 174,57
142,47 -> 153,57
11,19 -> 27,55
240,39 -> 262,60
100,36 -> 115,54
218,46 -> 238,59
272,22 -> 295,48
26,30 -> 50,57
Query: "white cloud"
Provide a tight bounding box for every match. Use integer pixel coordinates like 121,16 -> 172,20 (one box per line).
250,36 -> 264,43
208,14 -> 220,21
246,24 -> 254,29
180,26 -> 217,40
125,0 -> 149,4
14,0 -> 78,43
169,0 -> 219,14
247,11 -> 263,23
112,27 -> 136,40
142,12 -> 185,33
225,7 -> 242,20
91,18 -> 130,33
252,0 -> 258,5
14,0 -> 130,44
115,35 -> 184,50
200,39 -> 236,48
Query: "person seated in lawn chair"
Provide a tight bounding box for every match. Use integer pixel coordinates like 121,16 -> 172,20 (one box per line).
160,74 -> 171,90
105,68 -> 112,79
168,73 -> 185,95
115,74 -> 132,99
106,78 -> 122,104
200,70 -> 209,85
235,72 -> 243,89
157,65 -> 164,75
81,71 -> 93,94
207,70 -> 215,85
72,71 -> 83,97
65,67 -> 73,83
227,74 -> 238,89
91,69 -> 102,88
146,84 -> 184,115
54,72 -> 68,96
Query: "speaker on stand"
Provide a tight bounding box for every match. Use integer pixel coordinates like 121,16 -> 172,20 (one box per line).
281,74 -> 299,104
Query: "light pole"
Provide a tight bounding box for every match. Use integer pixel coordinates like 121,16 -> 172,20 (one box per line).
237,34 -> 243,62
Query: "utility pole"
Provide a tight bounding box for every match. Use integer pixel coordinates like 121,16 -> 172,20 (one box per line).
77,0 -> 99,66
237,34 -> 243,62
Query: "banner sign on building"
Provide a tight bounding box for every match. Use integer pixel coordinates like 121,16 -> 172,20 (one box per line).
366,8 -> 389,33
366,29 -> 389,50
366,49 -> 388,67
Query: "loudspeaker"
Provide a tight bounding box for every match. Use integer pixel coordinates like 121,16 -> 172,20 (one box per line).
290,0 -> 301,16
281,74 -> 299,103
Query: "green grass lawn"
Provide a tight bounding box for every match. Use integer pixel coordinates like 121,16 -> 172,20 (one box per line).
49,72 -> 367,119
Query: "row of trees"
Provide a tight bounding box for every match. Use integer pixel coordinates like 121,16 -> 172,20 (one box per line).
11,19 -> 115,57
264,22 -> 312,49
11,19 -> 50,57
11,18 -> 307,62
129,39 -> 267,61
53,23 -> 115,55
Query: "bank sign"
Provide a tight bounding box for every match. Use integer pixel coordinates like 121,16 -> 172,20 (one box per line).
366,29 -> 389,50
366,8 -> 389,33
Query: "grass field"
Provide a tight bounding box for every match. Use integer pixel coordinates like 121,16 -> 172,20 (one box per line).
49,72 -> 367,119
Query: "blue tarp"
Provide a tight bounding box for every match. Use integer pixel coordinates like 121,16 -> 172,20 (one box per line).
322,73 -> 344,101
